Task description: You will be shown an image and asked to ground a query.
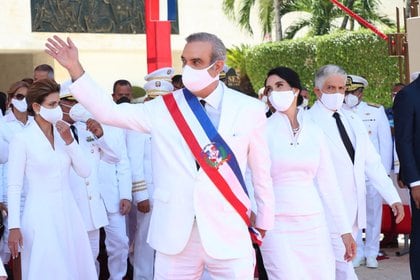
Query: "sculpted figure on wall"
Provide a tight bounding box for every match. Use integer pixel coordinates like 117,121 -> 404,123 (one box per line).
32,0 -> 146,34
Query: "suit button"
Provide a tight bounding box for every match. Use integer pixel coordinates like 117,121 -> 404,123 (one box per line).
88,196 -> 92,200
85,181 -> 90,186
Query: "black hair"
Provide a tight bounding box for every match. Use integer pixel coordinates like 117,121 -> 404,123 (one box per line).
265,67 -> 304,106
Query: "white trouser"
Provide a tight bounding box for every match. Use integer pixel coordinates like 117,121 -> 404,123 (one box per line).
356,181 -> 383,258
331,225 -> 359,280
133,210 -> 155,280
87,229 -> 100,273
104,211 -> 129,280
154,221 -> 255,280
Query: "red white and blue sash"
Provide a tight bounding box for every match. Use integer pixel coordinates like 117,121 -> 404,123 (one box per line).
163,88 -> 262,245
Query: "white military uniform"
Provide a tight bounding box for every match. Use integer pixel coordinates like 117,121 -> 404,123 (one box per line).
98,126 -> 131,280
128,69 -> 174,279
128,131 -> 155,280
68,121 -> 121,268
345,101 -> 393,262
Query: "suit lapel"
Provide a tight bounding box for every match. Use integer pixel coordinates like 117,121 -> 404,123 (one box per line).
217,84 -> 240,137
341,110 -> 362,166
310,102 -> 350,156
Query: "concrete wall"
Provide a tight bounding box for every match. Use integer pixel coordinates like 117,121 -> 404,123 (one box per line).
407,16 -> 420,75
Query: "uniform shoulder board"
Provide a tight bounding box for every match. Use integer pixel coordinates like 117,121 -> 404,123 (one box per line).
367,102 -> 381,108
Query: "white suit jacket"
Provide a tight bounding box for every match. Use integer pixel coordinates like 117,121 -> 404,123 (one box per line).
344,101 -> 393,174
98,126 -> 132,213
70,74 -> 274,259
69,122 -> 121,231
308,101 -> 401,230
126,130 -> 153,203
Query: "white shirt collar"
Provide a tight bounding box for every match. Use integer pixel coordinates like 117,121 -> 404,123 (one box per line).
200,82 -> 223,111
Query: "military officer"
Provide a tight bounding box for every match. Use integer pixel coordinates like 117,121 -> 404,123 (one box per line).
343,75 -> 394,268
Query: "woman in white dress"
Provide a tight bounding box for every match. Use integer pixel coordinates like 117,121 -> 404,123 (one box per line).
7,79 -> 97,280
259,67 -> 356,279
0,80 -> 32,265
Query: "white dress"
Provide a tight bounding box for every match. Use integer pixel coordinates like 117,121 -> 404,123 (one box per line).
7,122 -> 97,280
260,110 -> 351,280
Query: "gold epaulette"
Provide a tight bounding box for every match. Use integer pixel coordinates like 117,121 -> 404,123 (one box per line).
367,102 -> 381,108
132,180 -> 147,193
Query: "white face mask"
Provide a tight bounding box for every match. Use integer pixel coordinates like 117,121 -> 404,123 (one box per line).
182,62 -> 219,92
268,90 -> 297,112
39,105 -> 63,124
344,93 -> 359,108
301,98 -> 309,108
320,92 -> 344,111
11,98 -> 28,113
69,103 -> 92,122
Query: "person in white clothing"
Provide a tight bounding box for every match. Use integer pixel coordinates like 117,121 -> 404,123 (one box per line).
96,83 -> 132,279
59,88 -> 122,271
7,78 -> 97,279
45,32 -> 275,280
342,75 -> 393,268
98,126 -> 132,280
307,64 -> 404,280
0,81 -> 33,267
259,66 -> 356,279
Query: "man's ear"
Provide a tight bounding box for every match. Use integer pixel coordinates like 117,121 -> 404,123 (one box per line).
313,87 -> 322,100
213,60 -> 224,75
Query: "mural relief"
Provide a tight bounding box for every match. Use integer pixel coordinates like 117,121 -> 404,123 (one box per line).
31,0 -> 178,34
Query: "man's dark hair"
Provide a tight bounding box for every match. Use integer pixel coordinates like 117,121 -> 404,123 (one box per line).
113,79 -> 132,93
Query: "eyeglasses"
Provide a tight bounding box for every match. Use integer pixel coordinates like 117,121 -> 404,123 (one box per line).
14,93 -> 26,100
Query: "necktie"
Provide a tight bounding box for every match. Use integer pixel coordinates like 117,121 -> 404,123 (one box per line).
332,112 -> 355,163
200,99 -> 206,108
70,124 -> 79,144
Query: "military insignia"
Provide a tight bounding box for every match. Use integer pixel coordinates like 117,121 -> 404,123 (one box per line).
365,112 -> 370,115
155,80 -> 161,87
201,142 -> 231,169
86,136 -> 95,142
167,69 -> 172,75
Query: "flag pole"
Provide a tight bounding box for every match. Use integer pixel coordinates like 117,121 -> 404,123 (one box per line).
145,0 -> 173,73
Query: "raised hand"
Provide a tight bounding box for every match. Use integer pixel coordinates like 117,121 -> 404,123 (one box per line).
45,35 -> 84,80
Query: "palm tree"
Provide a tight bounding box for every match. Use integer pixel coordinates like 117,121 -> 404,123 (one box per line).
222,0 -> 395,41
282,0 -> 395,39
222,0 -> 278,39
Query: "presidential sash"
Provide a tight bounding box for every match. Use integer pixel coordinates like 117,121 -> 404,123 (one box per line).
162,88 -> 262,246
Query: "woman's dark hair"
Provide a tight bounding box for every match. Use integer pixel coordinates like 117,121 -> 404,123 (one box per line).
265,67 -> 303,106
0,92 -> 7,116
26,79 -> 60,116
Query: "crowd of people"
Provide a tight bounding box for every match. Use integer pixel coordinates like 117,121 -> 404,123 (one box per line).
0,31 -> 417,280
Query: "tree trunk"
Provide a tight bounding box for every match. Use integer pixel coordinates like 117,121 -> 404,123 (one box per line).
274,0 -> 283,41
340,0 -> 356,29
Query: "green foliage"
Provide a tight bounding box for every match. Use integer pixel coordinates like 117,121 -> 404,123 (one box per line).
244,30 -> 400,107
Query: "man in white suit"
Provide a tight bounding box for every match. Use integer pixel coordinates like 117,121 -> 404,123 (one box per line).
307,64 -> 404,280
45,32 -> 274,279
